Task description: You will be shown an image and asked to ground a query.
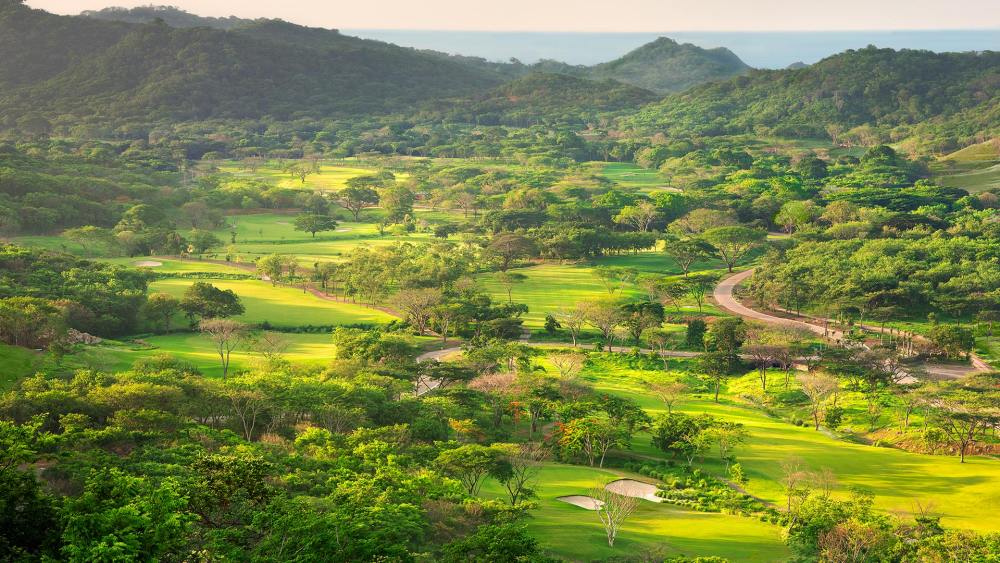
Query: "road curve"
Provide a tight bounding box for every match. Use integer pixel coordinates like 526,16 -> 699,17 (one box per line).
713,269 -> 829,337
714,269 -> 989,378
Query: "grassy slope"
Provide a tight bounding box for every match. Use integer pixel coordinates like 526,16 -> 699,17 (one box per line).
477,255 -> 727,328
82,332 -> 336,377
932,140 -> 1000,194
149,278 -> 395,327
479,463 -> 789,562
0,344 -> 41,390
583,359 -> 1000,532
215,161 -> 410,192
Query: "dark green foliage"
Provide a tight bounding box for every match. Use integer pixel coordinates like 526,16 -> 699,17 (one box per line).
627,46 -> 1000,151
179,281 -> 245,324
0,244 -> 148,336
0,2 -> 503,123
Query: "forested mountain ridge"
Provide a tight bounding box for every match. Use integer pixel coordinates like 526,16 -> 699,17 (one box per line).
81,4 -> 255,29
531,37 -> 751,93
425,72 -> 660,127
625,46 -> 1000,152
0,1 -> 506,123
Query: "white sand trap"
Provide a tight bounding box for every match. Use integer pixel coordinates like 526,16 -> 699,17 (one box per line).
335,228 -> 353,232
134,261 -> 162,267
275,221 -> 291,225
556,495 -> 605,510
604,479 -> 662,503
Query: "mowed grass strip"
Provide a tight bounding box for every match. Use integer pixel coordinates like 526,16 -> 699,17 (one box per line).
479,463 -> 789,562
582,362 -> 1000,532
215,162 -> 410,192
149,278 -> 396,327
88,332 -> 337,378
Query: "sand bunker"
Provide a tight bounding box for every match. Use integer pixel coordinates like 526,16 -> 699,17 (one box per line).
604,479 -> 662,503
556,495 -> 605,510
335,227 -> 353,232
134,261 -> 163,267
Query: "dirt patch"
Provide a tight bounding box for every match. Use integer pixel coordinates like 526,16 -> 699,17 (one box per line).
134,260 -> 163,267
556,495 -> 605,510
604,479 -> 662,502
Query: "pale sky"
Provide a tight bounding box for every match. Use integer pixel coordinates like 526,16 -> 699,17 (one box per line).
27,0 -> 1000,31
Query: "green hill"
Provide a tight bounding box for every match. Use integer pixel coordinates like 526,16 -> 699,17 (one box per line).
625,46 -> 1000,151
435,72 -> 659,126
0,1 -> 504,123
529,37 -> 751,94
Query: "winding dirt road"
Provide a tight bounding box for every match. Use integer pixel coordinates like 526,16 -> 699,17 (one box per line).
713,269 -> 990,378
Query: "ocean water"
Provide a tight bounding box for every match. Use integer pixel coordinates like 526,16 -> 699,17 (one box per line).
344,29 -> 1000,68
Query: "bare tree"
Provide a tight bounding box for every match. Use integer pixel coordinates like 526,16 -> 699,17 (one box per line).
799,373 -> 839,430
646,380 -> 687,414
252,331 -> 289,370
550,351 -> 585,380
224,384 -> 267,441
554,306 -> 587,347
392,288 -> 443,335
582,300 -> 625,352
780,456 -> 812,514
811,467 -> 838,498
199,319 -> 248,379
590,487 -> 640,547
495,442 -> 548,504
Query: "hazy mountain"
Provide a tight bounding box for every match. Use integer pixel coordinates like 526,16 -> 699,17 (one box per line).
81,5 -> 255,30
0,1 -> 504,122
626,46 -> 1000,149
586,37 -> 751,93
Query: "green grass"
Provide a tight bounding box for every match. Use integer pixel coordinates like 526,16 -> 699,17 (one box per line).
205,213 -> 448,264
477,258 -> 728,328
0,344 -> 41,390
99,257 -> 249,274
592,162 -> 674,193
479,463 -> 789,562
148,278 -> 396,328
932,141 -> 1000,193
83,332 -> 338,378
214,161 -> 409,192
580,357 -> 1000,532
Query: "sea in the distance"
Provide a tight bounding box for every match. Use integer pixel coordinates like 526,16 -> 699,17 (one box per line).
344,29 -> 1000,69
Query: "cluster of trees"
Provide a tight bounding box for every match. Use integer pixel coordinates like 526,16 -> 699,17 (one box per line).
0,354 -> 553,561
626,46 -> 1000,153
0,244 -> 148,337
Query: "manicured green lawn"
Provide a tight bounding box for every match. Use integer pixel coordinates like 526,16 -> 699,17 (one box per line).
479,463 -> 789,562
215,161 -> 410,192
592,162 -> 674,193
85,332 -> 338,377
477,259 -> 728,328
149,278 -> 396,327
580,358 -> 1000,532
203,213 -> 446,263
0,344 -> 41,390
100,257 -> 249,274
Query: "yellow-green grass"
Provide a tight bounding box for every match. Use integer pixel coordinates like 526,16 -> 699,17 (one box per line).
85,332 -> 337,378
207,214 -> 445,263
148,278 -> 395,328
8,235 -> 89,255
479,463 -> 789,562
215,161 -> 410,192
592,162 -> 674,192
581,359 -> 1000,532
0,344 -> 41,390
98,257 -> 249,274
477,260 -> 729,328
933,141 -> 1000,193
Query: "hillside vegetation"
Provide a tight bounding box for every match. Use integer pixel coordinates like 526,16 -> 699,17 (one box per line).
626,46 -> 1000,152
